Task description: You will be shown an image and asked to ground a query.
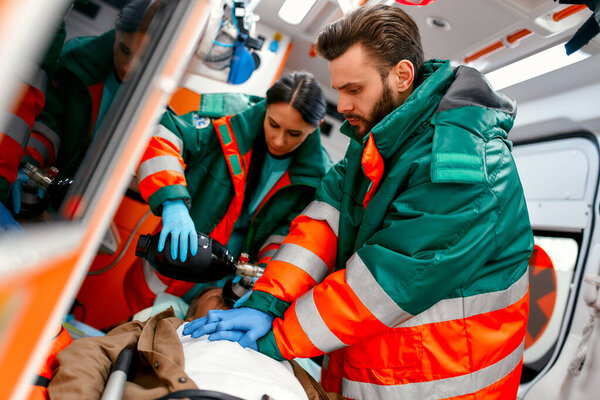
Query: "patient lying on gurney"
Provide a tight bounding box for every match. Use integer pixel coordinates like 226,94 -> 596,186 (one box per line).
48,288 -> 341,400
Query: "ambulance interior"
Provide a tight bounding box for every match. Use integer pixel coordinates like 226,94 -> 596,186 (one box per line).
0,0 -> 599,399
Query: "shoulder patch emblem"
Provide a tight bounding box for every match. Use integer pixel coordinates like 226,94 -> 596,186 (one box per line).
193,114 -> 210,129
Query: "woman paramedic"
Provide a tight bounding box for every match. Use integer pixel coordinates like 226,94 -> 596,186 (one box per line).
9,0 -> 158,214
124,71 -> 332,314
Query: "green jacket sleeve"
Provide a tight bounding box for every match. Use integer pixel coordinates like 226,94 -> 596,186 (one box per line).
256,142 -> 532,360
23,67 -> 68,170
139,110 -> 214,214
244,158 -> 348,317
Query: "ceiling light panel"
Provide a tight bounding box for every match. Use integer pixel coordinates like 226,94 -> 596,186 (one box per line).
279,0 -> 319,25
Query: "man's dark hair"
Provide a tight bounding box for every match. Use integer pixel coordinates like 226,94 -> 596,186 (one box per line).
315,4 -> 424,85
266,71 -> 326,127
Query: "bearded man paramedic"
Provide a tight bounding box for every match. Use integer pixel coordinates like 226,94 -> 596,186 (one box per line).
184,4 -> 533,399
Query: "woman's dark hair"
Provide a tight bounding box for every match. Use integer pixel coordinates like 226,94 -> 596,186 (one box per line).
116,0 -> 160,33
316,4 -> 424,86
266,71 -> 326,127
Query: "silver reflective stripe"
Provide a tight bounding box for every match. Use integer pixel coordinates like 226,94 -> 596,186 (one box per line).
142,260 -> 167,295
341,340 -> 525,400
27,136 -> 49,164
346,253 -> 412,327
153,125 -> 183,155
296,289 -> 347,353
137,155 -> 184,181
259,248 -> 277,260
33,121 -> 60,156
400,270 -> 529,328
302,201 -> 340,236
322,354 -> 330,369
22,68 -> 48,93
1,110 -> 29,148
259,234 -> 286,252
273,243 -> 329,283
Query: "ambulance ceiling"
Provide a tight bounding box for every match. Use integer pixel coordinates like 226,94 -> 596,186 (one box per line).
253,0 -> 599,98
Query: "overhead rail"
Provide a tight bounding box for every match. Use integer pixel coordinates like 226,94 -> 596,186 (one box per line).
464,4 -> 588,64
464,29 -> 532,64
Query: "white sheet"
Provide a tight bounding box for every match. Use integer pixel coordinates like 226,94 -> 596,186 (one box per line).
178,325 -> 308,400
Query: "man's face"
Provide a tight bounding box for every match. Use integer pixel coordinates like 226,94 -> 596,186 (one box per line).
329,44 -> 402,137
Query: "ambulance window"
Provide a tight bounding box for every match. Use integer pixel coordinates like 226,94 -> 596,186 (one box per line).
521,233 -> 580,382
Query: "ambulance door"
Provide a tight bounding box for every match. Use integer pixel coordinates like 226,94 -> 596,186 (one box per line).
0,1 -> 213,399
513,134 -> 600,399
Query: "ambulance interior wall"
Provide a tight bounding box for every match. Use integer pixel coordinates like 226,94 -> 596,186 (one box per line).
64,1 -> 120,41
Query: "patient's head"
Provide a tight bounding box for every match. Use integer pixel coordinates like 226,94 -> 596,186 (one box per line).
185,287 -> 230,321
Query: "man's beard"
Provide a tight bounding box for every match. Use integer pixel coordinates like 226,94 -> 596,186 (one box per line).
345,82 -> 401,137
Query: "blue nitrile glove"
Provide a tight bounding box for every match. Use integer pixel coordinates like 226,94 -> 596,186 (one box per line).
158,199 -> 198,262
8,169 -> 39,214
9,169 -> 47,215
233,289 -> 253,308
233,277 -> 258,308
182,308 -> 274,351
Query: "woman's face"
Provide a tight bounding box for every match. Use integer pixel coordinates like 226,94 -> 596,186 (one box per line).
264,103 -> 316,157
113,30 -> 146,82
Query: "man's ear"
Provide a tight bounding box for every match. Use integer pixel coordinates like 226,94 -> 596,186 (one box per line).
391,59 -> 415,93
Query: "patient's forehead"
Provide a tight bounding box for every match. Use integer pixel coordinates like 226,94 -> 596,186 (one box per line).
189,288 -> 229,320
199,288 -> 223,301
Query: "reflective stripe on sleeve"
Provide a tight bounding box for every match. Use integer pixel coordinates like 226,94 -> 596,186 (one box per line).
22,68 -> 48,94
27,136 -> 49,164
143,260 -> 168,295
33,121 -> 60,156
295,289 -> 347,353
260,249 -> 277,260
341,339 -> 524,399
137,155 -> 184,181
259,234 -> 286,252
1,110 -> 30,148
273,243 -> 329,284
302,201 -> 340,236
400,270 -> 529,328
153,125 -> 183,155
346,253 -> 412,327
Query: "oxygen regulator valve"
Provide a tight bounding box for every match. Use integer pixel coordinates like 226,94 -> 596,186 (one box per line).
17,163 -> 73,218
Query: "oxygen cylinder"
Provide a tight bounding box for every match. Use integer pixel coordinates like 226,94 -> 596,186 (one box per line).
135,232 -> 237,282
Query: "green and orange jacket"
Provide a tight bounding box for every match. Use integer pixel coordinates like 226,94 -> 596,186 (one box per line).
244,60 -> 534,399
0,23 -> 67,203
24,29 -> 116,180
137,93 -> 332,264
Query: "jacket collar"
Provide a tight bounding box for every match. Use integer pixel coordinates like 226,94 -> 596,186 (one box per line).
60,30 -> 116,87
340,59 -> 454,159
228,101 -> 332,188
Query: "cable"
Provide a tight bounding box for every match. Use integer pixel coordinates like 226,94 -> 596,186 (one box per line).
87,209 -> 151,276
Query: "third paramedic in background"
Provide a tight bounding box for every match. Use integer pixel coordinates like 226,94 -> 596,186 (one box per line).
185,4 -> 534,399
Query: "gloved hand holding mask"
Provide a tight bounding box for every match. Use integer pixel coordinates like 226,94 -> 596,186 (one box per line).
159,199 -> 198,262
